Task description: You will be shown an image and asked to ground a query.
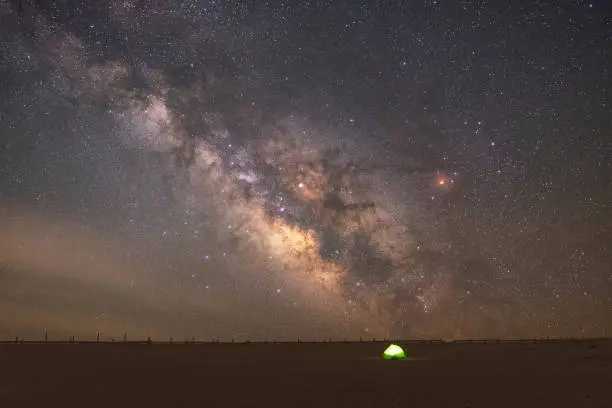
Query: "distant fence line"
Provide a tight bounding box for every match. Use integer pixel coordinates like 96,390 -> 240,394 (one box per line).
1,333 -> 610,345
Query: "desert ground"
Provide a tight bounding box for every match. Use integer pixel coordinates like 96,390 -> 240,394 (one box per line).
1,339 -> 611,407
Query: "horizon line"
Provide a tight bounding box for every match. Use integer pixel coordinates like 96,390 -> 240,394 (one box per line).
2,337 -> 611,345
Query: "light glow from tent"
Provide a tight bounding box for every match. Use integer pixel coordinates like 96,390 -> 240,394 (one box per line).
382,344 -> 406,360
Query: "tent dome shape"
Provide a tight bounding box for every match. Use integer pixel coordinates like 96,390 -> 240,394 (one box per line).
382,344 -> 406,360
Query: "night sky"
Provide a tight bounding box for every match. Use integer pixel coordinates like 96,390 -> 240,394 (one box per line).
0,0 -> 610,341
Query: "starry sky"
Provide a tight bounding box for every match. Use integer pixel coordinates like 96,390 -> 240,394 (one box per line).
0,0 -> 610,341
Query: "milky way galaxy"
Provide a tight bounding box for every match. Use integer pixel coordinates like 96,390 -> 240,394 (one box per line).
1,1 -> 610,341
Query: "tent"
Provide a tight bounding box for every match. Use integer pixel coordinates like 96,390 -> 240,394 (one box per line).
382,344 -> 406,360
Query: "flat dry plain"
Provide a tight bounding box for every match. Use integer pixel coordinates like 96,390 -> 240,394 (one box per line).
1,339 -> 611,407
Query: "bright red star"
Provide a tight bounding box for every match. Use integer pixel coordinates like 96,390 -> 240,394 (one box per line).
434,173 -> 455,189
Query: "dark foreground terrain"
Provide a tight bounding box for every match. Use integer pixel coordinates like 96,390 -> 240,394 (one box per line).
1,339 -> 611,407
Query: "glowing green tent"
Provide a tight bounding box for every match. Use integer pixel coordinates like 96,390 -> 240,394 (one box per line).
382,344 -> 406,360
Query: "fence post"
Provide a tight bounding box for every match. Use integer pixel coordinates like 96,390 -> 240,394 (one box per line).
124,333 -> 127,343
170,337 -> 173,344
97,332 -> 100,343
44,332 -> 48,343
147,336 -> 152,345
